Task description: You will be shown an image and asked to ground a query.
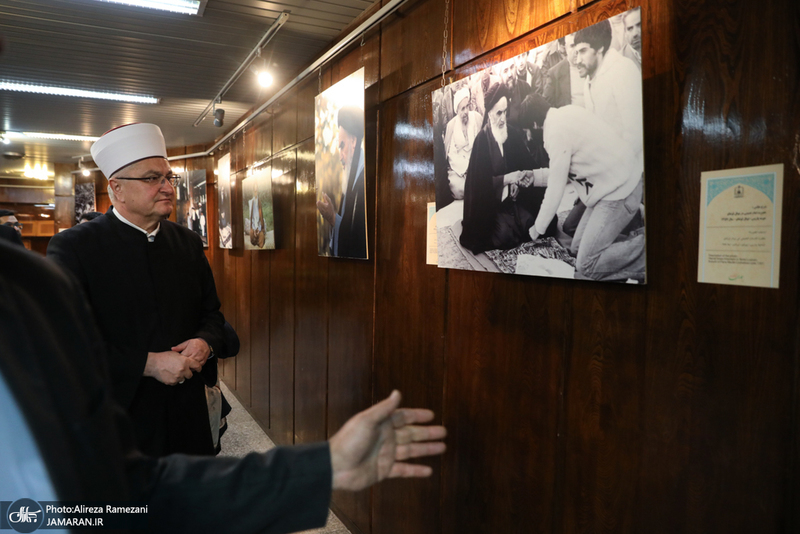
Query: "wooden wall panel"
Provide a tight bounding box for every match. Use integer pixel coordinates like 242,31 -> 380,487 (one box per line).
220,247 -> 237,386
372,81 -> 447,534
272,94 -> 298,155
252,112 -> 273,163
442,272 -> 566,534
232,169 -> 252,407
269,150 -> 298,446
296,78 -> 317,143
451,0 -> 570,66
250,119 -> 274,425
638,0 -> 800,532
562,285 -> 646,534
293,139 -> 329,445
323,30 -> 382,534
198,0 -> 800,532
250,235 -> 272,424
234,246 -> 252,407
380,0 -> 446,102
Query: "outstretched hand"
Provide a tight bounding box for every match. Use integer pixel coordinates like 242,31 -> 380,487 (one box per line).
328,391 -> 446,491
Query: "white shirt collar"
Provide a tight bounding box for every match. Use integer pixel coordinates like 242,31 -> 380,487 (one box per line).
113,208 -> 161,242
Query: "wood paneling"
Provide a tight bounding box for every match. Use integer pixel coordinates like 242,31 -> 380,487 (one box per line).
442,272 -> 566,534
372,80 -> 447,534
200,0 -> 800,533
452,0 -> 570,66
269,150 -> 298,446
272,94 -> 298,155
637,0 -> 800,532
296,77 -> 318,143
250,229 -> 272,423
293,138 -> 329,445
232,169 -> 252,407
251,124 -> 273,426
380,0 -> 446,102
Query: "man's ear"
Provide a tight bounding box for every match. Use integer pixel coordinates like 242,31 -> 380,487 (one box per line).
110,179 -> 124,202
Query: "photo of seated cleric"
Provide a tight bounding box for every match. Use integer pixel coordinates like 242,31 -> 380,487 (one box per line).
0,122 -> 445,534
432,8 -> 646,283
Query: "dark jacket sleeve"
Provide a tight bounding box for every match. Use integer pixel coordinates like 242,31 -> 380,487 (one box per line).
3,239 -> 332,534
130,445 -> 332,534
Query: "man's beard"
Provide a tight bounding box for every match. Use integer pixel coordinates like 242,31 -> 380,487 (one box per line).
491,121 -> 508,146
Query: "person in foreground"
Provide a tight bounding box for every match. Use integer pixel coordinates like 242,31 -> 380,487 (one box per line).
0,239 -> 446,534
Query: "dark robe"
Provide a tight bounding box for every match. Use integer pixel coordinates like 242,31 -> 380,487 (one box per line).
47,209 -> 224,457
460,124 -> 554,254
335,148 -> 368,259
0,239 -> 332,534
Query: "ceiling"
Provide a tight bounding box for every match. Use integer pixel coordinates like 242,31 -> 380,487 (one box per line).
0,0 -> 373,173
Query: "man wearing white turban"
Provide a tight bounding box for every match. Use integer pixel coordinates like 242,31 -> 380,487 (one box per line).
443,86 -> 482,202
47,123 -> 225,457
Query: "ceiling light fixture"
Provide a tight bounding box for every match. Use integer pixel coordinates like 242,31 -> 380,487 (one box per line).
91,0 -> 204,15
258,71 -> 273,88
193,11 -> 289,127
79,156 -> 91,177
213,106 -> 225,128
6,131 -> 100,142
24,163 -> 52,180
0,81 -> 159,104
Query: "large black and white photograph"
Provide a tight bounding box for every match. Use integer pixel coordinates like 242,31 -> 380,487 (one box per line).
74,182 -> 96,221
431,8 -> 646,283
175,169 -> 208,247
314,67 -> 368,260
217,153 -> 233,249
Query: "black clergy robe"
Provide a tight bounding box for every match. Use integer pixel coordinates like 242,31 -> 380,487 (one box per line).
47,209 -> 224,457
460,124 -> 554,255
1,239 -> 332,534
335,153 -> 367,260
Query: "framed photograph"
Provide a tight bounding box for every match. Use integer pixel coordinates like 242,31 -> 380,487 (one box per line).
314,67 -> 368,259
431,8 -> 646,283
74,182 -> 96,220
175,169 -> 208,246
241,167 -> 275,250
217,153 -> 233,249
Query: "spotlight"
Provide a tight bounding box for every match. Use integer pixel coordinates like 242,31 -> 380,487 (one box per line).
213,108 -> 225,127
258,71 -> 273,88
79,156 -> 90,176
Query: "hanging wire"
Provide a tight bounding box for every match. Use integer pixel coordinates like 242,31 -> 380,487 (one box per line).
441,0 -> 450,87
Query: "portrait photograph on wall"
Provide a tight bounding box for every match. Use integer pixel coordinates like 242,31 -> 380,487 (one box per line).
241,166 -> 275,250
217,153 -> 233,249
74,182 -> 96,221
431,7 -> 646,283
314,67 -> 368,259
176,169 -> 208,246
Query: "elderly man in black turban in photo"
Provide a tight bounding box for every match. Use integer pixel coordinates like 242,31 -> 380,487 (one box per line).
316,105 -> 368,259
460,83 -> 557,255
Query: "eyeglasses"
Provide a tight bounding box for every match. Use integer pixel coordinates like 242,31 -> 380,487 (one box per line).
113,174 -> 180,187
2,221 -> 22,229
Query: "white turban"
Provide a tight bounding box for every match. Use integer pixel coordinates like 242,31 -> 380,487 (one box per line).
91,123 -> 167,179
453,87 -> 470,111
